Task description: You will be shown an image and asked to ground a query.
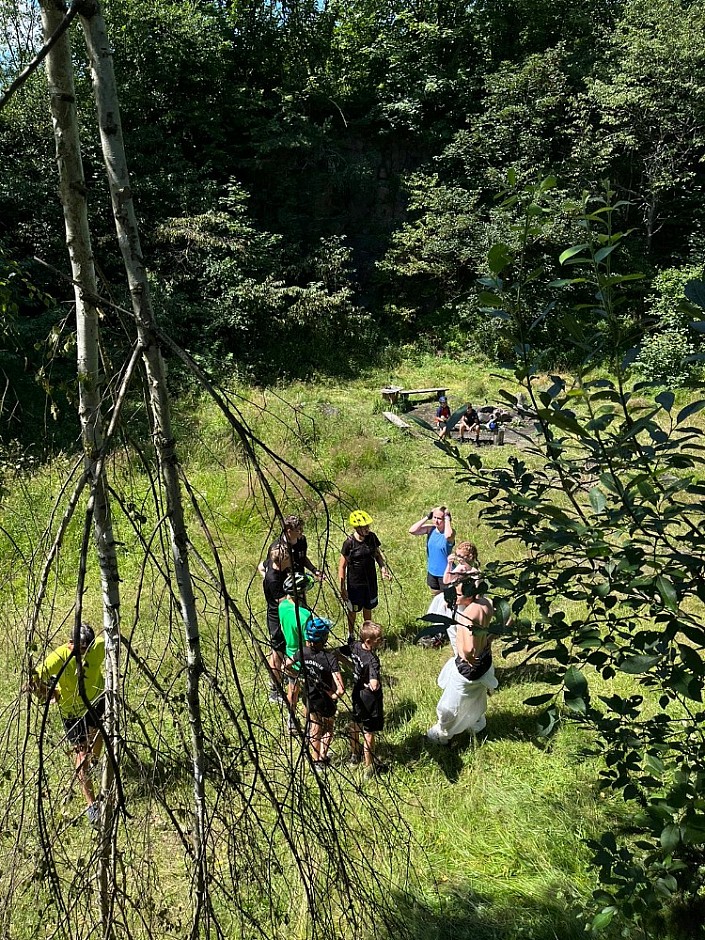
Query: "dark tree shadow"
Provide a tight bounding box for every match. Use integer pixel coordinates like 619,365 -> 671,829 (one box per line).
387,881 -> 587,940
390,730 -> 464,782
484,707 -> 544,744
385,698 -> 417,730
119,747 -> 194,798
494,660 -> 560,688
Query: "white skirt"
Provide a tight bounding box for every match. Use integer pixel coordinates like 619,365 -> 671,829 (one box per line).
427,656 -> 498,743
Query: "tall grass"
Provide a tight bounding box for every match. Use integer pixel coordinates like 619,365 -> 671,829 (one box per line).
0,356 -> 635,939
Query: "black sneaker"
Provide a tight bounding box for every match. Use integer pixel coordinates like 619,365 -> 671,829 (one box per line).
348,753 -> 362,767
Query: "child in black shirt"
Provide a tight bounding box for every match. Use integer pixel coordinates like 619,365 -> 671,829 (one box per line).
349,621 -> 387,775
288,617 -> 344,772
262,543 -> 291,702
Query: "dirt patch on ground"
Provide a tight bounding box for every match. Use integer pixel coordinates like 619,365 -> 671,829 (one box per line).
408,399 -> 538,450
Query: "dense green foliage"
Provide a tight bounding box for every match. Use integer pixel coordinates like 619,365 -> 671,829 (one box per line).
2,0 -> 705,403
449,179 -> 705,935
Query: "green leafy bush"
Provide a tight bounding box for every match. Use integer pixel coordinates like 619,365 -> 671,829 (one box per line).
637,327 -> 695,385
637,266 -> 704,385
457,176 -> 705,936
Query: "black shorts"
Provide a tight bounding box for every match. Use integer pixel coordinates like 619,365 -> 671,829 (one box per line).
306,692 -> 337,720
347,584 -> 378,613
427,573 -> 444,592
267,606 -> 286,653
62,695 -> 105,746
352,686 -> 384,733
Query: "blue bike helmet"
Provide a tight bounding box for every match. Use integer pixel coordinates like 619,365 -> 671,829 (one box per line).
305,616 -> 332,643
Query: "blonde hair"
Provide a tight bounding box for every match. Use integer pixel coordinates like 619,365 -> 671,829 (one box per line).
456,541 -> 478,563
360,621 -> 383,643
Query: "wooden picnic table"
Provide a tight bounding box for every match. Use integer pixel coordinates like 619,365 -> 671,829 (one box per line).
380,386 -> 449,404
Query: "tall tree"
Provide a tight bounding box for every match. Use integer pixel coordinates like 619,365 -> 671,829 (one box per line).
77,2 -> 210,930
579,0 -> 705,255
37,3 -> 123,933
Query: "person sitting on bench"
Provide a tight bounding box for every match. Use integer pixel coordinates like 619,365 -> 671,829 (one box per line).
458,403 -> 481,443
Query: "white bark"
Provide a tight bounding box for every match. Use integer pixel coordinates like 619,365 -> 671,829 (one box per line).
38,1 -> 123,934
78,3 -> 208,930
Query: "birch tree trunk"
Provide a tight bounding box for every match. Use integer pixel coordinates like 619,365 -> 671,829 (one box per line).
38,2 -> 122,936
77,3 -> 209,932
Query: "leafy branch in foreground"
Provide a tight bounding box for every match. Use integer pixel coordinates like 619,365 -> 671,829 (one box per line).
452,176 -> 705,937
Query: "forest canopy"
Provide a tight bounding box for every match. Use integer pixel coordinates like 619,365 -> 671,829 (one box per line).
2,0 -> 705,420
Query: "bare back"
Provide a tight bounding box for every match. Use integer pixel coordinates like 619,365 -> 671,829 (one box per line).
455,595 -> 494,663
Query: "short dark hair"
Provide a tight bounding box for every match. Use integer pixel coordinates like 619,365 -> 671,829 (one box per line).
69,623 -> 95,648
456,574 -> 480,599
269,543 -> 290,566
283,514 -> 302,531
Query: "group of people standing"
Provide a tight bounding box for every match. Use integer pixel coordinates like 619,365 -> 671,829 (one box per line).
259,505 -> 498,770
259,513 -> 388,775
28,504 -> 499,825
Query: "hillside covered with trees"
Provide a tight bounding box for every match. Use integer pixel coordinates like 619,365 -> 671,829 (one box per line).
3,0 -> 705,422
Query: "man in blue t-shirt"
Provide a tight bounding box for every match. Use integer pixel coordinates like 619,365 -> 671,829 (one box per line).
408,506 -> 456,595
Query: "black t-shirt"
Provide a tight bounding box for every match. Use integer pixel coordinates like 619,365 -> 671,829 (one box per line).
292,646 -> 339,700
263,564 -> 286,609
464,407 -> 479,424
350,640 -> 381,690
341,532 -> 381,592
268,534 -> 309,574
350,640 -> 384,729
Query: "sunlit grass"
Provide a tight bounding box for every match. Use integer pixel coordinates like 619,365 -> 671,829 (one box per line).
0,355 -> 665,939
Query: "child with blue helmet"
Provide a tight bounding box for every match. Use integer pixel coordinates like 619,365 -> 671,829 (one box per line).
287,616 -> 344,772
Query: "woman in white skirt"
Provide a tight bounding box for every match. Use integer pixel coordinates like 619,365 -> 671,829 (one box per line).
427,575 -> 497,744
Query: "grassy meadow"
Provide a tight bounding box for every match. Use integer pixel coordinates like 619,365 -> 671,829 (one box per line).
0,354 -> 661,939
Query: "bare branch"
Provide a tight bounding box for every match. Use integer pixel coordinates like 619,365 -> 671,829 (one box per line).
0,0 -> 81,112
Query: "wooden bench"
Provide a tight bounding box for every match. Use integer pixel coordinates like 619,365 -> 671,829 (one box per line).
454,425 -> 505,445
381,385 -> 449,405
399,386 -> 448,403
382,411 -> 412,431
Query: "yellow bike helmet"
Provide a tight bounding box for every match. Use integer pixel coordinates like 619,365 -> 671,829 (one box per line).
349,509 -> 373,527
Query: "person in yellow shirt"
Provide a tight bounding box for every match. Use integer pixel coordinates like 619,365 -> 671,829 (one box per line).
30,623 -> 105,825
